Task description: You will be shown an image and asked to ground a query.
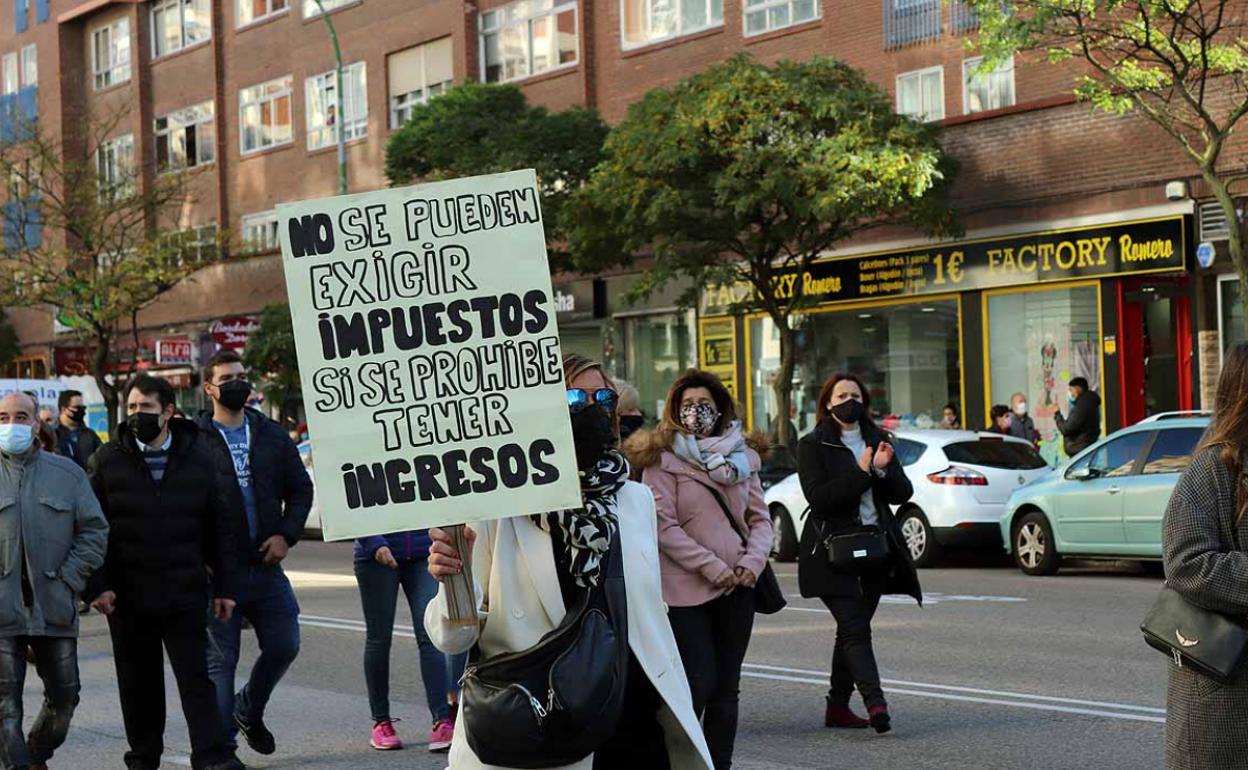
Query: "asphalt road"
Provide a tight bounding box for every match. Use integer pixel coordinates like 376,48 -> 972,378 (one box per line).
34,543 -> 1169,770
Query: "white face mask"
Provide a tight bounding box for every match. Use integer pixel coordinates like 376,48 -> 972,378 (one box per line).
1013,402 -> 1027,417
0,423 -> 34,454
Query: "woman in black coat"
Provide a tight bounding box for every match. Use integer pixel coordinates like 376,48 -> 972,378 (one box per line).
796,373 -> 921,735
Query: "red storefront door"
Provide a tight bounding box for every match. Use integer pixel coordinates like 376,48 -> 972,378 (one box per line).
1118,277 -> 1192,427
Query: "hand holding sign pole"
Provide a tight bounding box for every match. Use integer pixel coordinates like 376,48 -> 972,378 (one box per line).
444,524 -> 478,627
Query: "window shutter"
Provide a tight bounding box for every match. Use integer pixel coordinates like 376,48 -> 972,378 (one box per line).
34,0 -> 46,23
1200,201 -> 1237,242
388,45 -> 426,98
425,37 -> 454,86
14,0 -> 27,33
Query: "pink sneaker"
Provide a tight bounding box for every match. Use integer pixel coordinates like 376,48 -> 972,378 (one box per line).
370,719 -> 403,751
429,718 -> 454,753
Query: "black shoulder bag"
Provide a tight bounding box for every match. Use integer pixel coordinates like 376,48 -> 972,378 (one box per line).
692,479 -> 787,615
1141,584 -> 1248,684
461,531 -> 629,768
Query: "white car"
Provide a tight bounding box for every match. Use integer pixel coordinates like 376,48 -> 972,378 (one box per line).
764,429 -> 1050,567
298,440 -> 322,539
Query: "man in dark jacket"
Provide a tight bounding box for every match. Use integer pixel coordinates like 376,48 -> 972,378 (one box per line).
1055,377 -> 1102,457
53,390 -> 102,470
197,350 -> 313,757
1008,392 -> 1039,446
0,391 -> 108,770
86,375 -> 247,770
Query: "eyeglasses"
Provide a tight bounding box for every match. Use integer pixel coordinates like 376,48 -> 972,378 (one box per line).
566,388 -> 618,415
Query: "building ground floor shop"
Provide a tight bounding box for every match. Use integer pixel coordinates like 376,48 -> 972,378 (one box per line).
700,207 -> 1205,459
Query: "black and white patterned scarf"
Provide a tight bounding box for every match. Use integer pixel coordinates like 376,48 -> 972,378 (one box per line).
532,449 -> 629,588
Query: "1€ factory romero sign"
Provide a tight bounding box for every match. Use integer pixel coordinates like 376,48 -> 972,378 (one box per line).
278,170 -> 582,541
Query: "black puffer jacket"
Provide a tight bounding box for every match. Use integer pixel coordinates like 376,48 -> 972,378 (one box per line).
1055,389 -> 1102,457
195,408 -> 314,556
86,419 -> 246,612
795,420 -> 922,604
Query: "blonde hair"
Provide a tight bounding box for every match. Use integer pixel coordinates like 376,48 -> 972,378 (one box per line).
561,352 -> 620,437
614,378 -> 641,415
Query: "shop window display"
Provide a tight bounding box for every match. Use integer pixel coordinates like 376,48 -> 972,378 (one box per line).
986,285 -> 1099,445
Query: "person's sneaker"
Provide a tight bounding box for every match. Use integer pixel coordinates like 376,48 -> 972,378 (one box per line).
429,718 -> 455,753
868,704 -> 892,734
825,702 -> 870,728
371,719 -> 403,751
234,712 -> 276,755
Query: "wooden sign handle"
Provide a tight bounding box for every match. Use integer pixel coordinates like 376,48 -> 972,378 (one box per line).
443,524 -> 479,628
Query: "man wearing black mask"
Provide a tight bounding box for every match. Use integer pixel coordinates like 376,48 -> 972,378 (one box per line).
196,350 -> 312,759
86,375 -> 247,770
54,390 -> 101,470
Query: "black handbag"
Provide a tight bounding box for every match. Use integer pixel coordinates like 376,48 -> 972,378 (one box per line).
692,479 -> 787,615
825,524 -> 889,574
1141,584 -> 1248,684
460,532 -> 629,768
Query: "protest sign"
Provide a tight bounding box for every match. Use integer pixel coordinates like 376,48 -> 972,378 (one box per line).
278,170 -> 583,541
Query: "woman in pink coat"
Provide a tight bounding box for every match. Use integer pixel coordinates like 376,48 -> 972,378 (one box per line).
625,369 -> 773,770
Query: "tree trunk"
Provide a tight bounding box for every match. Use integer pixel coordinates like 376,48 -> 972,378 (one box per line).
770,317 -> 797,467
1205,173 -> 1248,337
91,331 -> 118,434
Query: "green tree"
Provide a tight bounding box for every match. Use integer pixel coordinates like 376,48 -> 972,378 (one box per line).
385,83 -> 608,264
568,55 -> 957,448
243,303 -> 301,422
968,0 -> 1248,319
0,109 -> 220,430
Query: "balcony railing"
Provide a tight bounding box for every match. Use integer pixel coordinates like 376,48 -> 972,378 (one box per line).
950,0 -> 980,32
883,0 -> 942,49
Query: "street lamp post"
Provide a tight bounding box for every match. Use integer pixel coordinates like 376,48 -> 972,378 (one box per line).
310,0 -> 348,195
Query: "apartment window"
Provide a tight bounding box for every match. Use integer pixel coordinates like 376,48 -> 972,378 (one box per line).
92,19 -> 131,90
963,56 -> 1015,115
152,0 -> 212,58
306,61 -> 367,151
743,0 -> 817,36
156,101 -> 215,172
303,0 -> 356,17
241,210 -> 280,252
238,0 -> 288,27
20,45 -> 35,87
388,38 -> 453,129
2,54 -> 16,95
163,223 -> 219,265
897,66 -> 944,122
622,0 -> 722,47
239,75 -> 293,154
883,0 -> 941,49
97,134 -> 135,200
480,0 -> 578,84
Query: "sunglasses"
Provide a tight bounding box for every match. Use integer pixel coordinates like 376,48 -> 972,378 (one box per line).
566,388 -> 618,415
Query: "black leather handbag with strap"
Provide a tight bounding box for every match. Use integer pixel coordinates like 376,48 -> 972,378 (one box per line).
460,531 -> 629,768
691,478 -> 787,615
1141,584 -> 1248,684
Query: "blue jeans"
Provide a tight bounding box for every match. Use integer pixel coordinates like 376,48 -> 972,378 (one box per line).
354,557 -> 467,724
0,637 -> 79,770
207,564 -> 301,745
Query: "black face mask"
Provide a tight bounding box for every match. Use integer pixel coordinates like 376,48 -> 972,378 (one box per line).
618,414 -> 645,441
831,399 -> 865,425
216,380 -> 251,412
570,405 -> 615,472
128,412 -> 164,445
68,406 -> 87,424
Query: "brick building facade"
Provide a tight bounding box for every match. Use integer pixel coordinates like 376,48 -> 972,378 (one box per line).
0,0 -> 1237,441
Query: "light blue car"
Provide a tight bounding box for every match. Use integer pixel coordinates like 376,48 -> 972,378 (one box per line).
1000,412 -> 1209,576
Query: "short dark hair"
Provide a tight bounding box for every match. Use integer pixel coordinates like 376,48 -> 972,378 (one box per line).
204,349 -> 244,384
126,375 -> 176,410
1069,377 -> 1090,391
943,402 -> 960,417
58,389 -> 82,410
990,404 -> 1010,422
661,369 -> 737,437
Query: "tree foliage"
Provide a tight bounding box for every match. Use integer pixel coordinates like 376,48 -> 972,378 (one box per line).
567,55 -> 957,448
0,108 -> 222,429
969,0 -> 1248,319
385,83 -> 608,264
242,302 -> 301,421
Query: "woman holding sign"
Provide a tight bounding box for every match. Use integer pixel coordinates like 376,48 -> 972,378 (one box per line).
626,370 -> 772,770
425,354 -> 713,770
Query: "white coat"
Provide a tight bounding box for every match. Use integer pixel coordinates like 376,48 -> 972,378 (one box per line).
425,481 -> 715,770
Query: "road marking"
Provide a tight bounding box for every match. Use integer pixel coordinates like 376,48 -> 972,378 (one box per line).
297,614 -> 1160,724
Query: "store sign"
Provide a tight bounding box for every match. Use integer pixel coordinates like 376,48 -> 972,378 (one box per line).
210,316 -> 260,350
701,216 -> 1187,315
1197,241 -> 1216,268
155,337 -> 193,365
700,318 -> 737,400
551,281 -> 596,323
53,346 -> 92,376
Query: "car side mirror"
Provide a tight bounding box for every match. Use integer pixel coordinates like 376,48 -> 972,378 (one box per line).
1069,467 -> 1096,481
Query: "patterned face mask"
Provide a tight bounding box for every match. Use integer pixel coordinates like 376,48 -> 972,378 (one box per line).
680,402 -> 720,436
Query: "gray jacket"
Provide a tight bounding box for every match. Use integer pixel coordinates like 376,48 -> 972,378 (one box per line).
0,447 -> 108,638
1162,446 -> 1248,770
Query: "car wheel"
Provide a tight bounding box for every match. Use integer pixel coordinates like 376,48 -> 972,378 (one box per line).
898,508 -> 942,568
771,505 -> 799,563
1013,511 -> 1060,576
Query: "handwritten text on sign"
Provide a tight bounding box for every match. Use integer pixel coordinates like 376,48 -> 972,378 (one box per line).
279,171 -> 582,541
